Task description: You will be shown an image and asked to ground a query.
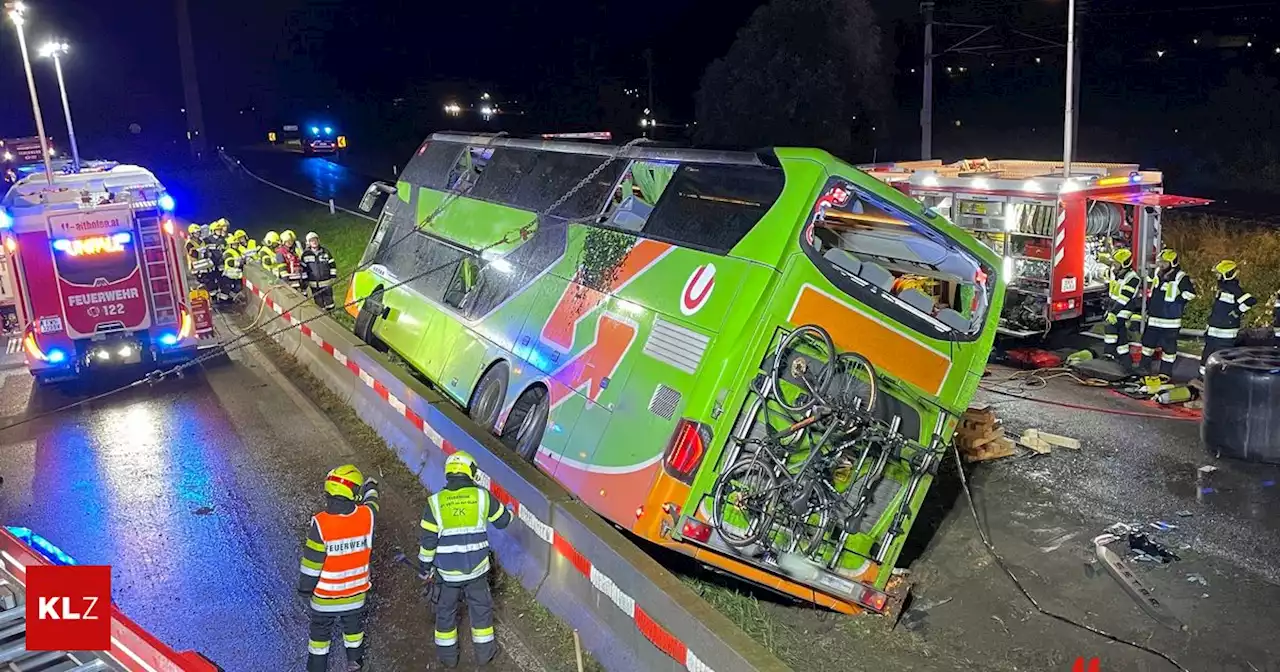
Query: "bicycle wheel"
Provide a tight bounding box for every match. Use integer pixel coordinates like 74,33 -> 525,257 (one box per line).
780,484 -> 832,559
711,457 -> 779,549
828,350 -> 879,415
770,324 -> 836,413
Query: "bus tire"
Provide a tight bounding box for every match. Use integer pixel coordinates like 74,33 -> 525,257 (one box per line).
353,287 -> 388,352
501,385 -> 549,462
468,362 -> 509,433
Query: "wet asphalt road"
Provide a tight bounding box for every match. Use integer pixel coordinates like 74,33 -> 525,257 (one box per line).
236,148 -> 377,213
886,369 -> 1280,671
0,324 -> 528,671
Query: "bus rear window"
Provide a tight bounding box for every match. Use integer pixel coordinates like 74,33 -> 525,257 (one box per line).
638,164 -> 784,255
401,141 -> 464,190
802,178 -> 993,340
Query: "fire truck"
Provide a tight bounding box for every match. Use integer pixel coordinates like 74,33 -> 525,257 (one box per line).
0,525 -> 217,670
862,159 -> 1211,336
0,162 -> 207,384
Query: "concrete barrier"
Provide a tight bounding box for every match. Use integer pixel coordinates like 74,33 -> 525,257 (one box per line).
239,266 -> 790,672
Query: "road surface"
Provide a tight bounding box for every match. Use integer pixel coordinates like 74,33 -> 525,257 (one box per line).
236,148 -> 378,214
0,317 -> 538,671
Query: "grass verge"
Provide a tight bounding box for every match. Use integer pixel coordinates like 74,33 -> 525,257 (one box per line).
244,317 -> 600,672
1164,212 -> 1280,330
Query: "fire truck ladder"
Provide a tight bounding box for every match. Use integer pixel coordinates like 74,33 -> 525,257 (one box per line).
136,216 -> 178,328
0,600 -> 121,670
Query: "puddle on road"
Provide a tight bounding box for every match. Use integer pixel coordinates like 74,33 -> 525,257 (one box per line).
1154,458 -> 1280,530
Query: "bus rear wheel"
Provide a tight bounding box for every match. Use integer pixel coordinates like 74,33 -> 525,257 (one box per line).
468,362 -> 509,433
501,385 -> 549,462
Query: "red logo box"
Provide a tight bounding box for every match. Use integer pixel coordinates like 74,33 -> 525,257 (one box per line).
25,565 -> 111,651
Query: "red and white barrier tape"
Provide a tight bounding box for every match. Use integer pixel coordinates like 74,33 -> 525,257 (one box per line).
245,280 -> 714,672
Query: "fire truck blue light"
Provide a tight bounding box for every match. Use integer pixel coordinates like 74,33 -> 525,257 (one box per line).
158,194 -> 175,211
46,349 -> 66,364
159,333 -> 179,347
0,210 -> 11,230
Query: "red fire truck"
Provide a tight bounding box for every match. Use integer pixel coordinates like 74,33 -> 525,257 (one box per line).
0,162 -> 206,383
862,159 -> 1211,336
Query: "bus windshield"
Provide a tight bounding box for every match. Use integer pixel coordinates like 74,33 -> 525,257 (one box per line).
803,178 -> 992,339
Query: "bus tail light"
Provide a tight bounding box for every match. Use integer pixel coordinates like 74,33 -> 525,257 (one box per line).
663,418 -> 710,484
852,583 -> 890,613
680,516 -> 713,543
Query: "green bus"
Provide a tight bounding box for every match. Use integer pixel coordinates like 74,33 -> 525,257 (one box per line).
349,133 -> 1005,613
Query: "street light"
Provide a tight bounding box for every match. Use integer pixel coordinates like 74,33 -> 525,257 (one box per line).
6,1 -> 55,184
38,39 -> 79,171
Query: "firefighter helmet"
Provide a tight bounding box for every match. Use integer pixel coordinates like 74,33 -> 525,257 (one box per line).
233,228 -> 247,240
281,229 -> 297,243
444,451 -> 477,480
1158,249 -> 1180,268
263,231 -> 280,247
1214,259 -> 1239,281
1111,248 -> 1133,266
306,231 -> 319,242
211,218 -> 230,233
187,224 -> 200,236
324,464 -> 364,500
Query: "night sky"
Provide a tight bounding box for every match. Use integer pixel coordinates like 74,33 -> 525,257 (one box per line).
1,0 -> 1277,164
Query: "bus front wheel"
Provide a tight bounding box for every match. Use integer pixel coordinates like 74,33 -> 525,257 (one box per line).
501,385 -> 549,462
353,288 -> 388,352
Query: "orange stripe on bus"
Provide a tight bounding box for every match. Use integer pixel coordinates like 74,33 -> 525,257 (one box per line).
789,286 -> 949,395
548,314 -> 637,408
541,239 -> 669,350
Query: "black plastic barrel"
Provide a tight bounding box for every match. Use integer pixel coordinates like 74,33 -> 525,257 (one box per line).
1202,346 -> 1280,463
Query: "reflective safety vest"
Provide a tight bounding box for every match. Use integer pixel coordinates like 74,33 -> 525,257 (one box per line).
1206,278 -> 1256,339
1107,268 -> 1141,319
428,487 -> 494,583
312,505 -> 373,605
222,248 -> 244,279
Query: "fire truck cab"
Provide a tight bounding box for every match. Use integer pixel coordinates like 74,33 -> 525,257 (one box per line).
863,159 -> 1211,336
1,162 -> 202,383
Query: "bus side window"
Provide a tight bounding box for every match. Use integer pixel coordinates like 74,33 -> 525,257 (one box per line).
598,160 -> 678,232
446,146 -> 494,192
443,256 -> 481,311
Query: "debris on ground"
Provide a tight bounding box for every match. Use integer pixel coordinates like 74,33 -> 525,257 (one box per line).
192,506 -> 215,516
899,596 -> 954,631
1175,510 -> 1194,517
1128,531 -> 1181,564
957,406 -> 1017,462
1150,521 -> 1178,532
1005,348 -> 1064,369
1199,465 -> 1219,475
1186,573 -> 1208,586
1092,532 -> 1185,630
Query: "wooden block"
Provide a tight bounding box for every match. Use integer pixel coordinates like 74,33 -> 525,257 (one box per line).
963,436 -> 1017,463
1020,437 -> 1052,455
963,428 -> 1004,449
1036,431 -> 1080,450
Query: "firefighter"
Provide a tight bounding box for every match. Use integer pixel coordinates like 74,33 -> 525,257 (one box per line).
302,231 -> 338,310
1102,248 -> 1142,372
184,223 -> 203,264
1201,260 -> 1256,377
299,465 -> 379,672
281,229 -> 304,258
220,242 -> 245,302
275,234 -> 305,291
1141,249 -> 1196,378
260,231 -> 282,269
418,451 -> 511,668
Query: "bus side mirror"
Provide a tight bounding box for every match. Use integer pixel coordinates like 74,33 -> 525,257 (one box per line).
359,182 -> 397,213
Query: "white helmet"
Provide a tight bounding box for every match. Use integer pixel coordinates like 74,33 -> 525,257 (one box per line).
306,231 -> 319,241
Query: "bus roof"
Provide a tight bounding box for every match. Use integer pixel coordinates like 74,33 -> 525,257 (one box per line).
429,131 -> 774,167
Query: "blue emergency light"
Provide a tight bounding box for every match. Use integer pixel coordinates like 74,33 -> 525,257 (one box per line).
45,348 -> 66,364
159,193 -> 175,212
0,209 -> 11,230
158,333 -> 179,347
6,526 -> 78,565
311,126 -> 320,135
324,126 -> 333,135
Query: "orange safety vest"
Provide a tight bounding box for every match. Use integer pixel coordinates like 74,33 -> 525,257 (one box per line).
312,505 -> 373,599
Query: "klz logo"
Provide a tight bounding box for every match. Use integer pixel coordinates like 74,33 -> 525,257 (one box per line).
1073,658 -> 1101,672
26,565 -> 111,651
